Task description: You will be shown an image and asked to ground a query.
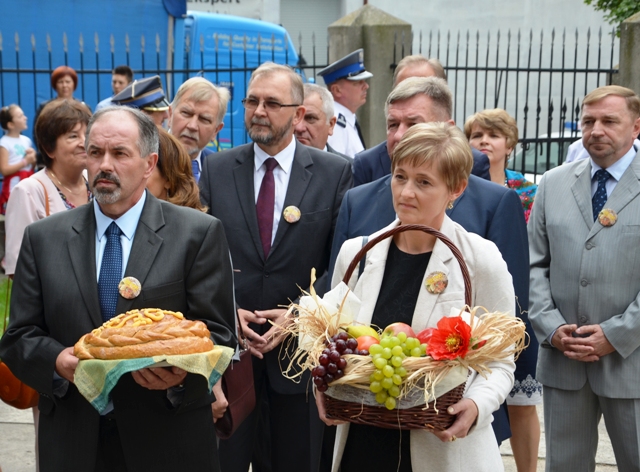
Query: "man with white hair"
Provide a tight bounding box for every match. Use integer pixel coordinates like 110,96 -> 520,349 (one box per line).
168,77 -> 230,182
294,83 -> 351,161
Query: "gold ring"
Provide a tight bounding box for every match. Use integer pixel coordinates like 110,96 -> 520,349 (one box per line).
450,435 -> 457,442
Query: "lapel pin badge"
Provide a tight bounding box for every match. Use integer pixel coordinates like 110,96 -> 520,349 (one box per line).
598,208 -> 617,227
283,206 -> 301,223
425,271 -> 448,294
119,276 -> 142,299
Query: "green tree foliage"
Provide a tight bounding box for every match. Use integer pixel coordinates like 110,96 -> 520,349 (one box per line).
584,0 -> 640,35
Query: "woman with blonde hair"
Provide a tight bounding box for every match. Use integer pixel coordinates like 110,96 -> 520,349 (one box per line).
321,122 -> 516,471
146,128 -> 206,211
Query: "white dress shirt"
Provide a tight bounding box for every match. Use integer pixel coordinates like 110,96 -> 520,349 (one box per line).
253,137 -> 296,244
589,144 -> 637,198
94,190 -> 146,279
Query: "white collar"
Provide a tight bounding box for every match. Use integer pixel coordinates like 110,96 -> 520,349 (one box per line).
253,137 -> 296,174
590,144 -> 637,182
333,102 -> 356,126
94,190 -> 147,240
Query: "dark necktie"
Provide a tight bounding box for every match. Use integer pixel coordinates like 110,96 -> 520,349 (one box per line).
98,222 -> 123,322
192,159 -> 200,183
355,119 -> 366,149
592,169 -> 612,221
256,158 -> 278,258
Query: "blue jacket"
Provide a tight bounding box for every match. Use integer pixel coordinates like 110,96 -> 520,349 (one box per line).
352,140 -> 491,186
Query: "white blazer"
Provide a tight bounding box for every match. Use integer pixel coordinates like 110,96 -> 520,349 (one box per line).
330,217 -> 516,472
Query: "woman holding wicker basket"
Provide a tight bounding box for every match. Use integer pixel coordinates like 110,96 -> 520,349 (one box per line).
318,122 -> 518,471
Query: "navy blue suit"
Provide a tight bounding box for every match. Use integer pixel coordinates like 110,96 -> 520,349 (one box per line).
352,140 -> 491,186
328,173 -> 531,444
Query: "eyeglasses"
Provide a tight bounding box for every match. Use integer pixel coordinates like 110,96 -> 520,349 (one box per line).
241,98 -> 300,112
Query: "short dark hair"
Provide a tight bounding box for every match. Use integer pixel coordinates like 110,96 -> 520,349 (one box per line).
0,105 -> 19,131
35,100 -> 92,168
113,65 -> 134,83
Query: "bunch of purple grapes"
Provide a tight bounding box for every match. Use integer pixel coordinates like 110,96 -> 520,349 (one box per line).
312,331 -> 368,392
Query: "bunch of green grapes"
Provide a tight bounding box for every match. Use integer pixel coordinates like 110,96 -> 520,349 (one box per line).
368,332 -> 427,410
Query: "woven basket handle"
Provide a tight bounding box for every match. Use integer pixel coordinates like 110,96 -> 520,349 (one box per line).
341,224 -> 472,307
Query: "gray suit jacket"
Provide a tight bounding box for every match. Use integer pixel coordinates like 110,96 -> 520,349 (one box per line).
529,151 -> 640,397
200,141 -> 353,394
0,194 -> 237,471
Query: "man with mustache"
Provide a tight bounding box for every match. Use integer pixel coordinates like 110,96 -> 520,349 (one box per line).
318,49 -> 372,159
199,62 -> 352,472
0,107 -> 237,472
168,77 -> 230,182
529,85 -> 640,471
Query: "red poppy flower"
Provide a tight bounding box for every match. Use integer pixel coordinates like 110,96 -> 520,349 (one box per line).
427,316 -> 472,360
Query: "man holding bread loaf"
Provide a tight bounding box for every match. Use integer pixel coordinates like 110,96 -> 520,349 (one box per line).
0,106 -> 237,472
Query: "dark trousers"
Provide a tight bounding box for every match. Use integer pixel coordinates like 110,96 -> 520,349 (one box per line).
218,369 -> 324,472
95,414 -> 127,472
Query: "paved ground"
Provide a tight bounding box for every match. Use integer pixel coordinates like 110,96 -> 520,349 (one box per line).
0,401 -> 618,471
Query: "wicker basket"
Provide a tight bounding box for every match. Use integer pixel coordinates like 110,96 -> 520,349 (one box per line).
325,224 -> 472,431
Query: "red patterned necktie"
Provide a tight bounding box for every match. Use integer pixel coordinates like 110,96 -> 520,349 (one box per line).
256,158 -> 278,258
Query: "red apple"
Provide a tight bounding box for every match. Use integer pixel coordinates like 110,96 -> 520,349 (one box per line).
356,335 -> 380,352
382,322 -> 416,338
416,327 -> 436,345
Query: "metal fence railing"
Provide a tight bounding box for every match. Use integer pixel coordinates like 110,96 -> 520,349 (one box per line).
1,26 -> 620,177
403,27 -> 619,180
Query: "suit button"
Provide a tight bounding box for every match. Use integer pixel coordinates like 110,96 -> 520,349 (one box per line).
264,272 -> 270,278
585,243 -> 594,250
579,316 -> 588,323
580,279 -> 588,286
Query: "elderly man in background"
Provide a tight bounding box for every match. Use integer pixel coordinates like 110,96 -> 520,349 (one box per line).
294,83 -> 351,161
168,77 -> 230,182
529,85 -> 640,471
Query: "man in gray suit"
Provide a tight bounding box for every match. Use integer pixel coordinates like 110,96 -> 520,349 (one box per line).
0,107 -> 237,471
529,85 -> 640,471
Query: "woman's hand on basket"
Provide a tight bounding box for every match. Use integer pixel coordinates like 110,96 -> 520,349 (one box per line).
432,398 -> 479,442
238,308 -> 267,358
315,390 -> 347,426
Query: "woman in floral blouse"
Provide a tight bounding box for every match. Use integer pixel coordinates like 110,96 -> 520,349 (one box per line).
464,109 -> 537,223
465,108 -> 541,472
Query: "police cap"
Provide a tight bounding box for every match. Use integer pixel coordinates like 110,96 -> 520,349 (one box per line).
112,75 -> 170,111
317,49 -> 373,85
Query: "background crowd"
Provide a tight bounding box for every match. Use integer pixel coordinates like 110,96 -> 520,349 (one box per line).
0,47 -> 638,472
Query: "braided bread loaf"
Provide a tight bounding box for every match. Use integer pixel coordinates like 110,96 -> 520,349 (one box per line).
74,308 -> 214,360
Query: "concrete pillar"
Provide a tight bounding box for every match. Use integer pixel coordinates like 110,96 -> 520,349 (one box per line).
327,5 -> 411,147
618,12 -> 640,96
